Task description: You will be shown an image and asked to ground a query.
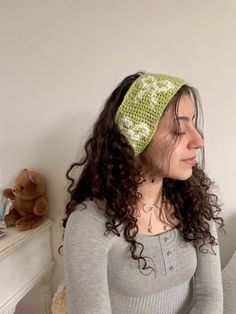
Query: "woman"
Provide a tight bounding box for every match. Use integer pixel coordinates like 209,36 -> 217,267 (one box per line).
63,72 -> 224,314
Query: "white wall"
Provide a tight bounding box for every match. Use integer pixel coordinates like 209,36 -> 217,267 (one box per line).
1,0 -> 236,311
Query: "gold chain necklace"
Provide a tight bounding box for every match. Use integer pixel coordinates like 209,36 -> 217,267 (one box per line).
139,200 -> 171,233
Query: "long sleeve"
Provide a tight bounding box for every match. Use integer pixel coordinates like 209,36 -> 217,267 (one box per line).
190,220 -> 223,314
64,206 -> 112,314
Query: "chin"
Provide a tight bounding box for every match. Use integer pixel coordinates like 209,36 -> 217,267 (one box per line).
168,169 -> 193,181
178,170 -> 193,181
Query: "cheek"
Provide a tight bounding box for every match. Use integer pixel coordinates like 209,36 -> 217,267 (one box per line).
171,144 -> 183,159
168,142 -> 185,170
150,141 -> 175,175
168,143 -> 193,180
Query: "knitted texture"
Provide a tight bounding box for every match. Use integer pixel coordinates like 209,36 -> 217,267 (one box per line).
115,73 -> 187,156
51,287 -> 68,314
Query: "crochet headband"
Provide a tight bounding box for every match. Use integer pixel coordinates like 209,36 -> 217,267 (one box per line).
115,73 -> 187,156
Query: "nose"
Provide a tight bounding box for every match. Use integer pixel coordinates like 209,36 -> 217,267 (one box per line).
188,128 -> 204,150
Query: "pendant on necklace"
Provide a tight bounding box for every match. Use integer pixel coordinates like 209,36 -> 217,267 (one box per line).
148,211 -> 153,233
143,204 -> 155,213
164,224 -> 171,231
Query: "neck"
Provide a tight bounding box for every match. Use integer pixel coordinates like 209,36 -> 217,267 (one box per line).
138,174 -> 163,205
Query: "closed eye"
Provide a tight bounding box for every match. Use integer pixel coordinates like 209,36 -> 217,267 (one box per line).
175,132 -> 186,136
175,113 -> 196,135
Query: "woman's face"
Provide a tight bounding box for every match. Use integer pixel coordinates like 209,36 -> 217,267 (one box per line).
140,93 -> 204,180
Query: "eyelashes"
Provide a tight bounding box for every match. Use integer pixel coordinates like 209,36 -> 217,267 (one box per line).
174,131 -> 186,136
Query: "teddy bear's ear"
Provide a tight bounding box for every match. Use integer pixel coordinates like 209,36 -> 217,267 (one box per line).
29,173 -> 39,185
20,168 -> 28,174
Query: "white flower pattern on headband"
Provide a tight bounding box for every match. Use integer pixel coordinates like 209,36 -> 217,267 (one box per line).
134,76 -> 176,109
118,116 -> 150,149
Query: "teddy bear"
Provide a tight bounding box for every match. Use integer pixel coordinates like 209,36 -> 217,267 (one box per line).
3,169 -> 48,231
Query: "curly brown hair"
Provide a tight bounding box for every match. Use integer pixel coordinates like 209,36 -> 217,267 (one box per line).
63,71 -> 224,275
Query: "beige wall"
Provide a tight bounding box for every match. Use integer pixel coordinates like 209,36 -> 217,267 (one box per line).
1,0 -> 236,311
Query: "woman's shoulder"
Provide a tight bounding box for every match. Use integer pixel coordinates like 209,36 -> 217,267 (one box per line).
65,200 -> 117,246
72,199 -> 107,221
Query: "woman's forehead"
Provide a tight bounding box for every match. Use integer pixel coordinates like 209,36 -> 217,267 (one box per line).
176,94 -> 195,116
162,94 -> 195,120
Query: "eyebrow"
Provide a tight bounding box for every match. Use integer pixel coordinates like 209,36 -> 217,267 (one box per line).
176,113 -> 196,121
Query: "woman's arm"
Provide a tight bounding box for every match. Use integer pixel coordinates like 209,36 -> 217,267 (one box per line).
190,219 -> 223,314
64,206 -> 112,314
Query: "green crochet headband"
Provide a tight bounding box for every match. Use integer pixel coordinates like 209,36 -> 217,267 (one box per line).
115,73 -> 187,156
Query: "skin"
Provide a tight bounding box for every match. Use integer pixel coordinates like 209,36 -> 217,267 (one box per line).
136,94 -> 204,235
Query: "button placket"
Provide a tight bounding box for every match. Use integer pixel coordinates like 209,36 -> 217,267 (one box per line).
160,230 -> 177,276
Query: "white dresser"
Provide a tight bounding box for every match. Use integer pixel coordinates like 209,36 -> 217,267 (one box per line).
0,219 -> 55,314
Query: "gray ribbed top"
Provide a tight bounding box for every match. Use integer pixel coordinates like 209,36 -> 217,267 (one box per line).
64,201 -> 223,314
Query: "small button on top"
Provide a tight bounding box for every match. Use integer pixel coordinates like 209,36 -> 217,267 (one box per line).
164,236 -> 169,242
167,251 -> 172,256
169,266 -> 174,271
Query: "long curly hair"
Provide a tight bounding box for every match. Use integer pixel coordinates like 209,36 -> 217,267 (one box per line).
63,71 -> 224,275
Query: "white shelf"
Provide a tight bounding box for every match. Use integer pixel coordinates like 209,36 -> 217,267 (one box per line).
0,219 -> 53,261
0,218 -> 55,314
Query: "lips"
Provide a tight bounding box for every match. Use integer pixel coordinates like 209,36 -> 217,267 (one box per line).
182,157 -> 196,166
